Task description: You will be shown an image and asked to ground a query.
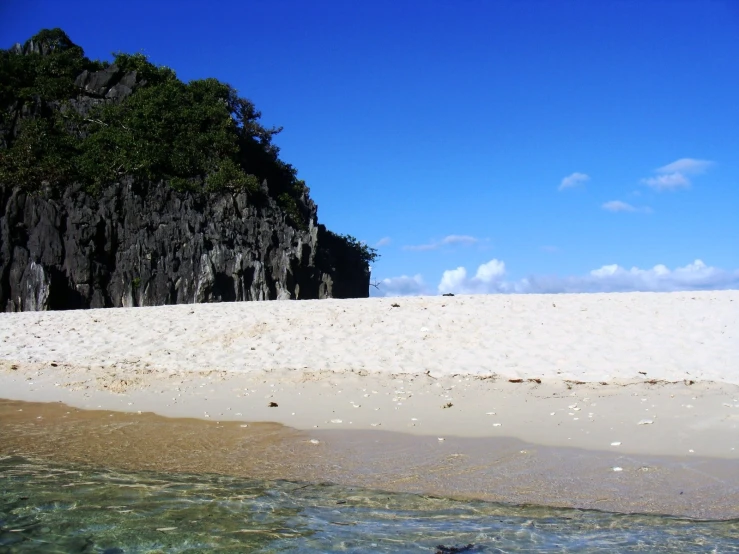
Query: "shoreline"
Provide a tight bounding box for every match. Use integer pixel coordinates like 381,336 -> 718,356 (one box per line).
1,291 -> 738,518
2,360 -> 739,458
3,398 -> 739,520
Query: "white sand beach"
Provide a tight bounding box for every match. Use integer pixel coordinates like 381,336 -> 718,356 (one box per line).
1,290 -> 738,517
2,291 -> 736,383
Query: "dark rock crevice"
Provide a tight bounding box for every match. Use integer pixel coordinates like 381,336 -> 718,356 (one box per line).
0,179 -> 370,311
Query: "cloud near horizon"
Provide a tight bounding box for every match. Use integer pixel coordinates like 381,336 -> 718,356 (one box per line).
559,172 -> 590,191
372,259 -> 739,296
403,234 -> 479,251
641,158 -> 714,191
371,274 -> 427,297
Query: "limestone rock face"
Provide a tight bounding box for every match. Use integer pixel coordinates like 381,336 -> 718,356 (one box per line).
0,179 -> 370,311
1,35 -> 370,310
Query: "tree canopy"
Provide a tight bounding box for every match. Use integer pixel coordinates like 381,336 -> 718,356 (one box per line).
0,28 -> 378,264
0,31 -> 298,219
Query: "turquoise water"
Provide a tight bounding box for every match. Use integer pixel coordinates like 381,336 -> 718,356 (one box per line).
1,456 -> 738,553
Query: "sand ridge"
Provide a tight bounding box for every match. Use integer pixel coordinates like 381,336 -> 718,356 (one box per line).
0,291 -> 736,383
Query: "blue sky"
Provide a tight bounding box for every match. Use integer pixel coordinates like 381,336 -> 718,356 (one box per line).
3,0 -> 738,295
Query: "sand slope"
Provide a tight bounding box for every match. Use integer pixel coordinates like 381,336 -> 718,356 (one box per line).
1,291 -> 736,383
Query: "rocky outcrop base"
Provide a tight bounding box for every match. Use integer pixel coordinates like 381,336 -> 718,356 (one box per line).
0,180 -> 369,311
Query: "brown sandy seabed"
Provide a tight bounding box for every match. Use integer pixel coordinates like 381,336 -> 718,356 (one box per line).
1,361 -> 739,520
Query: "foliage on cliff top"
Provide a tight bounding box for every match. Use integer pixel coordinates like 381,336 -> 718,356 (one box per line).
334,233 -> 379,265
0,28 -> 311,228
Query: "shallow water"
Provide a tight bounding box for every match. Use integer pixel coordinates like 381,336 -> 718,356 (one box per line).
1,456 -> 738,553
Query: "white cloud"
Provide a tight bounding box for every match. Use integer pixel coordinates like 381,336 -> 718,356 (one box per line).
438,259 -> 513,294
641,172 -> 691,191
430,259 -> 739,295
561,259 -> 737,293
475,259 -> 506,281
404,243 -> 438,252
559,172 -> 590,191
602,201 -> 652,213
404,235 -> 479,251
370,274 -> 427,297
602,200 -> 636,212
442,235 -> 478,246
438,267 -> 467,293
375,237 -> 392,247
436,260 -> 507,293
656,158 -> 714,175
641,158 -> 714,191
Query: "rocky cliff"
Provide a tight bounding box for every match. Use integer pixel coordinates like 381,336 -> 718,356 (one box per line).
0,30 -> 371,310
0,179 -> 369,310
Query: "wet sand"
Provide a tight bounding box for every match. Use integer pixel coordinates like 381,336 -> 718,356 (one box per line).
2,399 -> 738,520
1,291 -> 737,519
2,360 -> 739,458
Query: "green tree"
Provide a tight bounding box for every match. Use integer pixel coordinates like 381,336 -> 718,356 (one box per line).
337,234 -> 380,265
0,29 -> 314,226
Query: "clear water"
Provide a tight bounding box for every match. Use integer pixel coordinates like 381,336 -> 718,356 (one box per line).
1,455 -> 738,553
